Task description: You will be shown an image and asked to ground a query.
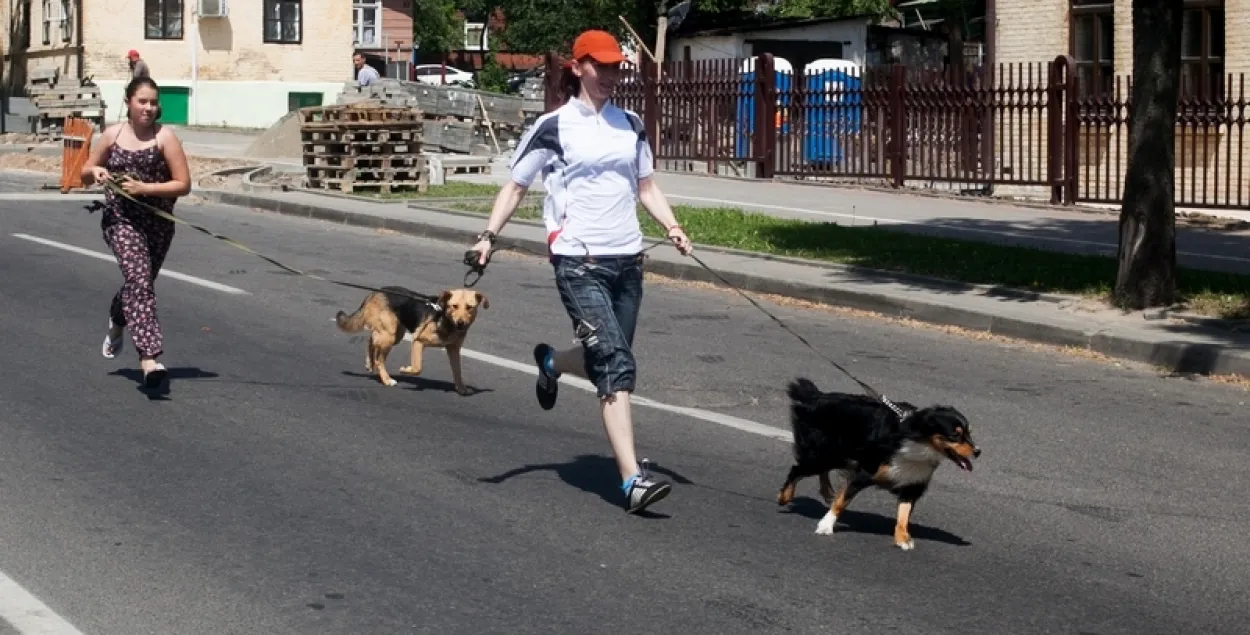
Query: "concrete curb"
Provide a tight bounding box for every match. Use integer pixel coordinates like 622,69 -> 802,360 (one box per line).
196,189 -> 1250,379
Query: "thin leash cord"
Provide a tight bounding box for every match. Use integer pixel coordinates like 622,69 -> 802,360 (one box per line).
96,175 -> 902,413
684,251 -> 909,416
91,175 -> 440,306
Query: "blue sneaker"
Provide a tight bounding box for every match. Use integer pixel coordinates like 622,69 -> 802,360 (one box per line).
533,343 -> 559,410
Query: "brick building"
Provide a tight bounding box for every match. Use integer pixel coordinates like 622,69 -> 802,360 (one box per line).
4,0 -> 354,129
992,0 -> 1245,205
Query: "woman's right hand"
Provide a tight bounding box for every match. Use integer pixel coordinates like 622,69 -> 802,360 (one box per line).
471,239 -> 493,266
90,166 -> 111,184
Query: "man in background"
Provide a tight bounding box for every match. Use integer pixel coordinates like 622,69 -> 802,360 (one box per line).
127,50 -> 149,78
353,53 -> 380,87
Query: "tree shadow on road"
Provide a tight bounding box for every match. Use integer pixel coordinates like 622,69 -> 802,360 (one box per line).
779,496 -> 971,547
478,454 -> 694,518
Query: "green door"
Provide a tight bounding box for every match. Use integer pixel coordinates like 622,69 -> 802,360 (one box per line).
288,91 -> 323,111
159,86 -> 190,125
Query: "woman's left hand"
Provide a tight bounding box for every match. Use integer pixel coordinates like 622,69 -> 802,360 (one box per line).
119,177 -> 149,196
667,225 -> 693,256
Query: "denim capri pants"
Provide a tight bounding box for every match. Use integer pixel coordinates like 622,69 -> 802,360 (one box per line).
552,253 -> 645,399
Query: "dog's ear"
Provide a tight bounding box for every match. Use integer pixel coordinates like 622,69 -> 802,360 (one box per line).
438,290 -> 453,306
475,291 -> 489,309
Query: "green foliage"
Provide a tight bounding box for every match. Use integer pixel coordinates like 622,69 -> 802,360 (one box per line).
476,54 -> 512,93
768,0 -> 898,21
411,0 -> 464,54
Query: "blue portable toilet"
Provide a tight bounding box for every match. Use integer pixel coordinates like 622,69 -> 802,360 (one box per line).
802,58 -> 863,167
735,56 -> 793,159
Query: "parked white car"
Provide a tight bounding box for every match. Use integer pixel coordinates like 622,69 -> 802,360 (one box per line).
412,64 -> 476,88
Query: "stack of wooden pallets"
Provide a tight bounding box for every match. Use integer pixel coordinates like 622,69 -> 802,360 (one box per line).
26,70 -> 106,141
299,104 -> 428,195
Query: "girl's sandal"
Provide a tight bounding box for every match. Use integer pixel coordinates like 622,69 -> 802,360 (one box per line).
143,363 -> 168,389
102,322 -> 124,359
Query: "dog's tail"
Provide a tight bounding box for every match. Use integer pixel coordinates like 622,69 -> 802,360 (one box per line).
335,299 -> 370,333
786,377 -> 823,407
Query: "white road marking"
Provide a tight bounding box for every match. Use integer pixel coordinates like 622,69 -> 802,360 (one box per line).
666,193 -> 1250,265
0,570 -> 87,634
456,349 -> 790,440
18,231 -> 780,438
11,233 -> 249,296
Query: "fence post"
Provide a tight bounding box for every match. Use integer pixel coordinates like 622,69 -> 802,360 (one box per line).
754,53 -> 777,179
642,56 -> 660,160
1063,56 -> 1079,205
1047,57 -> 1065,205
889,64 -> 907,188
543,51 -> 562,113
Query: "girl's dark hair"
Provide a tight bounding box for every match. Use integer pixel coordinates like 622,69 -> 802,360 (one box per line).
125,76 -> 159,100
123,76 -> 162,122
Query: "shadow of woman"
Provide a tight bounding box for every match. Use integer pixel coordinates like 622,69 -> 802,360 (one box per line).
108,366 -> 219,400
479,454 -> 694,518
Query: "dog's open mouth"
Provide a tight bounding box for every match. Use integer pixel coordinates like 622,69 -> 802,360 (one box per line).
947,451 -> 974,471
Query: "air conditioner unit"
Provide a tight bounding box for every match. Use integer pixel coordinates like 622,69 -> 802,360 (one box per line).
198,0 -> 228,18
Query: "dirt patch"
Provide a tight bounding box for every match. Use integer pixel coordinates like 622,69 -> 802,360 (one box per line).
243,110 -> 301,160
0,152 -> 255,180
0,133 -> 52,145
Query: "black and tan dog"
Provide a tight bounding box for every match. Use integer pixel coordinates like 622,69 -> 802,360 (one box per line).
335,286 -> 488,393
776,377 -> 980,551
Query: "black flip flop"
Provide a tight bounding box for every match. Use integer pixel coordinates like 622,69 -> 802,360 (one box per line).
143,363 -> 168,389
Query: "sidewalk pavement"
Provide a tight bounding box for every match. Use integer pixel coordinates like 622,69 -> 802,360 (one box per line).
196,185 -> 1250,380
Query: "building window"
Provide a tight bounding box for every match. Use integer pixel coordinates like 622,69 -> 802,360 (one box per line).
1181,1 -> 1224,100
353,0 -> 381,48
264,0 -> 302,44
145,0 -> 183,40
464,22 -> 487,50
58,0 -> 72,42
1070,1 -> 1113,99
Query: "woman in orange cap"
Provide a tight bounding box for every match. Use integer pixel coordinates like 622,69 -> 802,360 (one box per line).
470,29 -> 693,515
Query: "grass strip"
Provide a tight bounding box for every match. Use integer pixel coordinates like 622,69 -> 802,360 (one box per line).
425,191 -> 1250,320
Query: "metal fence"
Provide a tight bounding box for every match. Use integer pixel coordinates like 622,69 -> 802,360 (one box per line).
540,52 -> 1250,211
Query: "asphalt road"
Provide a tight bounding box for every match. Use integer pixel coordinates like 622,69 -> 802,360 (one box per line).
1,192 -> 1249,634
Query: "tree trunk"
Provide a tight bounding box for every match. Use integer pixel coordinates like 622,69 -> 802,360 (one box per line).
1114,0 -> 1184,309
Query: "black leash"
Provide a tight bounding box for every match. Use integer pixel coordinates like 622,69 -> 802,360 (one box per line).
87,175 -> 441,308
463,234 -> 908,416
91,174 -> 905,412
685,251 -> 912,418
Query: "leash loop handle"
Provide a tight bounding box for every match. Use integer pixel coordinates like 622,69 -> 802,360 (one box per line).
462,249 -> 491,287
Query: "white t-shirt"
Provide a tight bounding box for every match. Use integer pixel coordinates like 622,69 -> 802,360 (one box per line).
509,97 -> 655,257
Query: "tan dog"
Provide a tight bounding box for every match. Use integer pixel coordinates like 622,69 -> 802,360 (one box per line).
335,286 -> 488,393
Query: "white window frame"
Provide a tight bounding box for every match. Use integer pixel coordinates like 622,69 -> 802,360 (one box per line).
353,0 -> 382,49
41,0 -> 54,45
463,21 -> 487,50
59,0 -> 72,42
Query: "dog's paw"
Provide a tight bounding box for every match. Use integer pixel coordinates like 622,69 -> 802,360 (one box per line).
895,539 -> 915,551
383,378 -> 398,387
398,365 -> 420,375
814,512 -> 837,535
455,385 -> 471,396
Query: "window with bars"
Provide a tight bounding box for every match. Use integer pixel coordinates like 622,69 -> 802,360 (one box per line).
264,0 -> 302,44
1070,0 -> 1114,99
144,0 -> 183,40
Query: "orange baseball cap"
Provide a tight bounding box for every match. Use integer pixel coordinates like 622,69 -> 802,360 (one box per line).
572,30 -> 625,64
126,49 -> 140,59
